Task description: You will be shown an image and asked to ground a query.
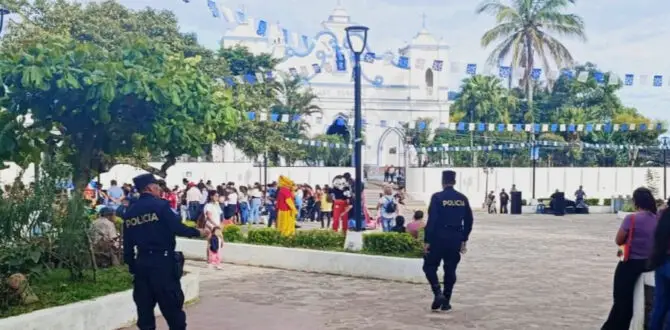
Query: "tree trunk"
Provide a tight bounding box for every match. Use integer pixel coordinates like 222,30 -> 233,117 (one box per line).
524,34 -> 534,121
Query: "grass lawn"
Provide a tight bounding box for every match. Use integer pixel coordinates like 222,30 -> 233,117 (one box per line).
1,266 -> 132,319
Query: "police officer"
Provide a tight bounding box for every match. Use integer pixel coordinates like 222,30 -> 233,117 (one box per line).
422,170 -> 473,312
123,173 -> 209,330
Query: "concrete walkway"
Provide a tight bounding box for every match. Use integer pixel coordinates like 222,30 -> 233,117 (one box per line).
122,213 -> 618,330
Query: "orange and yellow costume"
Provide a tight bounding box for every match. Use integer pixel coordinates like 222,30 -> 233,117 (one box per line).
276,175 -> 298,236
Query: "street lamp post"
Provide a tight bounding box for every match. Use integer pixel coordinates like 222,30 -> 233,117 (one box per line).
0,8 -> 9,35
663,137 -> 669,199
483,167 -> 493,210
531,141 -> 538,199
345,25 -> 369,231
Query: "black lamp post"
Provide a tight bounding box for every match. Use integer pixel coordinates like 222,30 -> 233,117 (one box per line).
531,141 -> 538,199
345,25 -> 369,231
0,8 -> 9,35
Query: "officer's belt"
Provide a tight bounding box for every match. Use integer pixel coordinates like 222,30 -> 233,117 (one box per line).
137,249 -> 175,257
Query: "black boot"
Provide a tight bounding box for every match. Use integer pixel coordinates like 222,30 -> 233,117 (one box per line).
430,285 -> 445,311
441,291 -> 452,311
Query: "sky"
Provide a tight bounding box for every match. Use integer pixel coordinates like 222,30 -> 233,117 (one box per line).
62,0 -> 670,123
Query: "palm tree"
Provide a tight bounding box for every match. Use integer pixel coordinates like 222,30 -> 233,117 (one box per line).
476,0 -> 586,119
271,74 -> 322,138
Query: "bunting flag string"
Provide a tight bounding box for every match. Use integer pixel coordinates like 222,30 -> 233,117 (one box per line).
286,136 -> 667,153
192,1 -> 670,89
244,111 -> 665,133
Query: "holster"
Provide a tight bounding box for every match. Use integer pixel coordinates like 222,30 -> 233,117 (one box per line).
174,251 -> 185,278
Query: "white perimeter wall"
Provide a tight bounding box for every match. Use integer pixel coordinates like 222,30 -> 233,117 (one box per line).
2,162 -> 665,207
406,167 -> 666,207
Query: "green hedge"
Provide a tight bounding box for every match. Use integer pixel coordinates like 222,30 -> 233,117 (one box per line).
603,198 -> 612,206
231,226 -> 421,258
362,232 -> 423,258
585,198 -> 600,206
222,225 -> 244,243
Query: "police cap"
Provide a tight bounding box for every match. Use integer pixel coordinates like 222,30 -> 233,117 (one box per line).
133,173 -> 158,192
442,170 -> 456,184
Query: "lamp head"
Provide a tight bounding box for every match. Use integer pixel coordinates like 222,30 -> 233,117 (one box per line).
0,8 -> 9,15
345,25 -> 369,55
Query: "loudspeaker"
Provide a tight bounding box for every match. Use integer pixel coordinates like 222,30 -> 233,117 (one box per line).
511,191 -> 522,214
553,192 -> 565,216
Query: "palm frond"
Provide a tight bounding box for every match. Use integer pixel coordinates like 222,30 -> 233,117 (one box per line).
480,22 -> 522,47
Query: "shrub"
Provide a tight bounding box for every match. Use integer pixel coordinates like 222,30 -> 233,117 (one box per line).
222,225 -> 244,243
585,198 -> 600,206
291,230 -> 345,250
521,199 -> 527,206
362,232 -> 423,258
603,198 -> 612,206
246,228 -> 284,246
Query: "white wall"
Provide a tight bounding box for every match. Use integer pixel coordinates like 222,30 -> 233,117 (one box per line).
406,167 -> 666,207
0,162 -> 354,188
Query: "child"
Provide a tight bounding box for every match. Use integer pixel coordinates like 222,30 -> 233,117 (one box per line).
207,227 -> 223,270
391,215 -> 406,233
406,210 -> 425,239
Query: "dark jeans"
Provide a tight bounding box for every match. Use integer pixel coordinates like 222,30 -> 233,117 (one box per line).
187,202 -> 200,221
500,202 -> 508,214
651,259 -> 670,330
320,211 -> 332,228
602,259 -> 648,330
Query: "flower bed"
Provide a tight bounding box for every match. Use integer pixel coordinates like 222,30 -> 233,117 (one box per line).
221,226 -> 423,258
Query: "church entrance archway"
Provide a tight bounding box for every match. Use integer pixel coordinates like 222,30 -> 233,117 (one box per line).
377,127 -> 405,167
326,114 -> 350,142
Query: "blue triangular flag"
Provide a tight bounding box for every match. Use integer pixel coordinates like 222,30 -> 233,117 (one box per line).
256,20 -> 268,36
466,64 -> 477,75
247,112 -> 256,120
207,0 -> 220,18
624,74 -> 634,86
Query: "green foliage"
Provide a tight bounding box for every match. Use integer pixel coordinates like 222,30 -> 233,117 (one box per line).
603,198 -> 612,206
584,198 -> 600,206
0,266 -> 132,318
622,203 -> 636,212
0,0 -> 238,185
301,134 -> 352,166
222,225 -> 244,243
288,230 -> 346,250
362,232 -> 423,258
246,228 -> 285,246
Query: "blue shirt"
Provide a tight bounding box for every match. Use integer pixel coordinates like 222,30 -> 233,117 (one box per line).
107,185 -> 124,207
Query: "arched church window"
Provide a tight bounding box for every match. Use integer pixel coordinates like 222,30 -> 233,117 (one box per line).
425,69 -> 434,87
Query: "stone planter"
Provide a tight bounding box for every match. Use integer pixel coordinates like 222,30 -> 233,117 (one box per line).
0,271 -> 199,330
177,238 -> 436,283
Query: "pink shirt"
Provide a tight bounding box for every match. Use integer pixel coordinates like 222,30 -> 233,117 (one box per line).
406,221 -> 425,239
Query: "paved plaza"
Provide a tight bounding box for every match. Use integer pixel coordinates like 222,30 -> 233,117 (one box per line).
123,213 -> 620,330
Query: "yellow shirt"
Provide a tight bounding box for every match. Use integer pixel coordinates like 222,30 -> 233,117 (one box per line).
320,193 -> 332,212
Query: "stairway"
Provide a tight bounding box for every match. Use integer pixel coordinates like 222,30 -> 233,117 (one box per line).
365,178 -> 427,218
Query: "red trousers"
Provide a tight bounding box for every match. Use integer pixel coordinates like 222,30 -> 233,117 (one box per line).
332,199 -> 349,233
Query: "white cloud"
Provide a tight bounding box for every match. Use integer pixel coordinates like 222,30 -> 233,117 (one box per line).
114,0 -> 670,122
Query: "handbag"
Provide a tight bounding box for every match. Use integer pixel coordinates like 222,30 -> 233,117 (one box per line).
617,214 -> 636,262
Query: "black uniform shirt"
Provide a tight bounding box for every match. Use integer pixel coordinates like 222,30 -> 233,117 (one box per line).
123,193 -> 200,270
424,186 -> 474,244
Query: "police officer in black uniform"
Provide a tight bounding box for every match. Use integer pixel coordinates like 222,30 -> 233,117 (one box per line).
422,170 -> 474,312
123,173 -> 208,330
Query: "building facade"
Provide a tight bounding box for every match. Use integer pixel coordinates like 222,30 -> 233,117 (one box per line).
217,4 -> 452,167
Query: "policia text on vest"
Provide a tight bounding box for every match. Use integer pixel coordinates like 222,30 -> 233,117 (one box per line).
123,173 -> 208,330
422,170 -> 474,312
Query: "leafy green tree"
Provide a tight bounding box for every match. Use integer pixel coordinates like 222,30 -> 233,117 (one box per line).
450,75 -> 514,123
0,33 -> 235,189
477,0 -> 586,118
301,134 -> 351,167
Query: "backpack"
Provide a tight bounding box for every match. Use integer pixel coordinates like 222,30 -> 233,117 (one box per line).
383,196 -> 397,214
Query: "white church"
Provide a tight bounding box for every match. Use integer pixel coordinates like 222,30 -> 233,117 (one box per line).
214,3 -> 452,167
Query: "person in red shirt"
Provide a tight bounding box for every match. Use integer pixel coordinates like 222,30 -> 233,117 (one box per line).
163,186 -> 178,212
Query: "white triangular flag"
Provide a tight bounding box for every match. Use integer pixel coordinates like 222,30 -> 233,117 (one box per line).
448,123 -> 457,130
613,124 -> 620,131
594,124 -> 602,131
468,123 -> 475,131
259,113 -> 268,121
577,124 -> 584,132
507,124 -> 514,131
524,124 -> 531,132
629,123 -> 636,131
577,71 -> 589,83
281,114 -> 289,122
541,124 -> 549,132
488,123 -> 495,131
559,124 -> 566,132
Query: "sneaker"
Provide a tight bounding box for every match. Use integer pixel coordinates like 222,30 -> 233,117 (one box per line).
440,303 -> 452,312
215,265 -> 223,270
431,294 -> 445,311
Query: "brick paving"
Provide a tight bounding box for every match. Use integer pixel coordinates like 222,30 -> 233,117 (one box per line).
122,213 -> 620,330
